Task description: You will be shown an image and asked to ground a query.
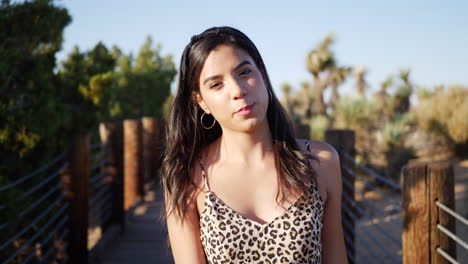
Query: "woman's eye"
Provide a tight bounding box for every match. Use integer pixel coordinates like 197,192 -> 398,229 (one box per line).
210,82 -> 222,89
239,69 -> 252,76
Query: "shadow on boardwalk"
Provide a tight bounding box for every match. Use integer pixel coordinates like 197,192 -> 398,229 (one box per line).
95,187 -> 174,264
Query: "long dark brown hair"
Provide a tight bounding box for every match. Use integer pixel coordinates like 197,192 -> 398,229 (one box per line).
161,26 -> 317,223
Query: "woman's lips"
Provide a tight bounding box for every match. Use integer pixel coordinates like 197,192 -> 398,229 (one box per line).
235,103 -> 255,115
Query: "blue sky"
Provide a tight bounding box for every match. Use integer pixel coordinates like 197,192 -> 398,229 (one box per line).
56,0 -> 468,98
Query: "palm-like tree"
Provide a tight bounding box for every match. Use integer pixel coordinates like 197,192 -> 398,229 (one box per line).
305,33 -> 336,116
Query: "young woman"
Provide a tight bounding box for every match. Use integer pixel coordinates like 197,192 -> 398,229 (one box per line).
162,26 -> 347,263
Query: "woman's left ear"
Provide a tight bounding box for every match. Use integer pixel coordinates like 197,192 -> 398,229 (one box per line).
192,92 -> 210,114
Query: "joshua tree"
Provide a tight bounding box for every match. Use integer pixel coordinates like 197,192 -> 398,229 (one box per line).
374,76 -> 393,125
305,33 -> 336,116
392,69 -> 412,115
354,66 -> 368,96
328,66 -> 352,110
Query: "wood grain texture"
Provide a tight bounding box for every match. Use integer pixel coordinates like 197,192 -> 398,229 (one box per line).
428,162 -> 456,264
402,163 -> 429,264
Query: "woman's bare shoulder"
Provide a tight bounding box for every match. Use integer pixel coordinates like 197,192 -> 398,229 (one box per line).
295,139 -> 341,199
294,139 -> 339,163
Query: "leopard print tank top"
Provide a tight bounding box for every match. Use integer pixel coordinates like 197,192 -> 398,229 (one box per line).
199,140 -> 324,263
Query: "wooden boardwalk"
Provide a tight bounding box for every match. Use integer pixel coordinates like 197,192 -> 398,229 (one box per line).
90,159 -> 468,264
94,187 -> 174,264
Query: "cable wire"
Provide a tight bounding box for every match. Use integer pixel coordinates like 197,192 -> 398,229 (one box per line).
436,200 -> 468,227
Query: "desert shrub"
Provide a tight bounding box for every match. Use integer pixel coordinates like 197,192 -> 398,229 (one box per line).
309,115 -> 330,140
413,85 -> 468,144
382,113 -> 412,149
333,95 -> 378,130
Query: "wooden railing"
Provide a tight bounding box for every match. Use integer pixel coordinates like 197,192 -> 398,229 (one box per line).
326,129 -> 463,264
1,117 -> 164,264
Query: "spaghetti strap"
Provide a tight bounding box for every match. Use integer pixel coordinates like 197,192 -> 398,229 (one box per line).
198,156 -> 210,191
305,139 -> 311,154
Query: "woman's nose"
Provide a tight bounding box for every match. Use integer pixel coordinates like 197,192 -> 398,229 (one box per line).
230,79 -> 247,100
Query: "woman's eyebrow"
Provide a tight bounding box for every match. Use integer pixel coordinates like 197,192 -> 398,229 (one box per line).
233,60 -> 251,72
203,60 -> 252,85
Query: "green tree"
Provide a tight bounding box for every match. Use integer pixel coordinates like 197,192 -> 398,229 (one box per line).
58,42 -> 118,128
0,0 -> 71,173
112,36 -> 176,119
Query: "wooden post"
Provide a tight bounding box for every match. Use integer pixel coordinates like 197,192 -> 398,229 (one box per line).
142,117 -> 159,191
429,162 -> 456,263
325,129 -> 355,264
402,161 -> 456,264
124,120 -> 142,210
99,121 -> 124,230
68,133 -> 89,264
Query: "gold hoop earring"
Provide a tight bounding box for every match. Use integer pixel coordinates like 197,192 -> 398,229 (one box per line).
201,112 -> 216,129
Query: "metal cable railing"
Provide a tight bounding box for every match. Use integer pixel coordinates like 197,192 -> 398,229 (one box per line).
436,247 -> 459,264
90,142 -> 102,151
432,198 -> 468,263
90,192 -> 112,218
342,175 -> 402,227
341,185 -> 401,247
2,201 -> 69,264
341,216 -> 355,261
340,150 -> 402,263
89,183 -> 111,208
90,169 -> 108,185
21,162 -> 69,199
87,143 -> 114,247
90,156 -> 108,172
343,164 -> 402,209
342,216 -> 379,263
436,224 -> 468,250
20,215 -> 69,263
436,201 -> 468,226
18,181 -> 62,218
342,202 -> 401,263
0,194 -> 67,252
43,230 -> 69,263
342,152 -> 401,191
102,203 -> 113,224
2,121 -> 159,263
0,152 -> 65,192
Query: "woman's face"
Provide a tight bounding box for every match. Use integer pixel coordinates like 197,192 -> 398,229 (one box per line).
195,44 -> 269,133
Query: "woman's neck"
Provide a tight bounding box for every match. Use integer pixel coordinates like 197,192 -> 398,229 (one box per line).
217,121 -> 273,166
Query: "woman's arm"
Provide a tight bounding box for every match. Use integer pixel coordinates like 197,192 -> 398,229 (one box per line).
310,140 -> 348,264
165,190 -> 207,264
